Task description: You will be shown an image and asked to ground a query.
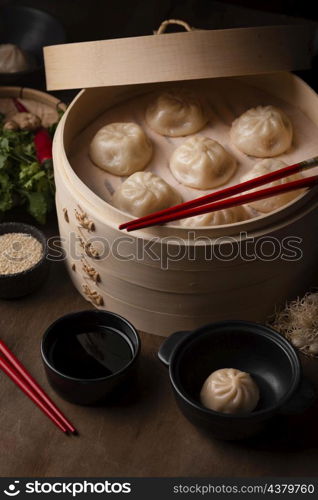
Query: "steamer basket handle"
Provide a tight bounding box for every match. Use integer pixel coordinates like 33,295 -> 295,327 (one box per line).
158,330 -> 192,366
154,19 -> 194,35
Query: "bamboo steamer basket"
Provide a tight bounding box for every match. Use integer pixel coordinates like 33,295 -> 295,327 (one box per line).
44,21 -> 318,336
0,86 -> 65,119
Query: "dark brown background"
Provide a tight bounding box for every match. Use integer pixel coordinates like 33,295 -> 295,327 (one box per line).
1,0 -> 318,42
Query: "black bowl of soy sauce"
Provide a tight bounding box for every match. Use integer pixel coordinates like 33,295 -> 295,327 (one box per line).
41,310 -> 140,405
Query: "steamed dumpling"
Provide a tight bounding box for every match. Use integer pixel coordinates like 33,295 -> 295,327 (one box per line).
145,89 -> 207,137
89,122 -> 153,175
180,206 -> 249,227
170,136 -> 237,189
112,171 -> 182,217
0,44 -> 30,73
200,368 -> 260,414
231,105 -> 293,157
242,159 -> 303,213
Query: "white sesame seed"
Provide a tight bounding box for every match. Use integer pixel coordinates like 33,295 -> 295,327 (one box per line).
0,233 -> 44,275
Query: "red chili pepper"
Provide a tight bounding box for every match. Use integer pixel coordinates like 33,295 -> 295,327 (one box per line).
34,128 -> 53,163
12,97 -> 28,113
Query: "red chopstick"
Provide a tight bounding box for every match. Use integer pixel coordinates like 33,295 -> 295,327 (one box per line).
119,156 -> 318,231
12,97 -> 28,113
125,175 -> 318,231
0,340 -> 76,434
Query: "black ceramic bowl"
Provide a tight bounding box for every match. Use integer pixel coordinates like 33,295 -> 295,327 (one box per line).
0,6 -> 66,86
159,321 -> 315,440
0,222 -> 49,299
41,310 -> 141,405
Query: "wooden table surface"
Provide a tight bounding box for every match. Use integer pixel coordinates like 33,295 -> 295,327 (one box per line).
1,216 -> 318,477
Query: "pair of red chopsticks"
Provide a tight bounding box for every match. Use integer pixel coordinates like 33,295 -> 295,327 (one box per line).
0,340 -> 76,434
119,156 -> 318,232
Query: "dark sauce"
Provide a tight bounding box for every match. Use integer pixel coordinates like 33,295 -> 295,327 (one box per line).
48,327 -> 133,379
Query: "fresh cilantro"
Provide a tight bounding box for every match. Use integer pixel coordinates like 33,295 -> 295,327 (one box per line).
0,115 -> 59,224
20,191 -> 49,225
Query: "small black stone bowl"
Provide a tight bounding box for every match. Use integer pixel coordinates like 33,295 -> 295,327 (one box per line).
159,321 -> 316,440
41,310 -> 141,405
0,222 -> 49,299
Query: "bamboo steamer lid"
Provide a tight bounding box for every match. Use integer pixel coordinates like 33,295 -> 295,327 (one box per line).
44,19 -> 314,90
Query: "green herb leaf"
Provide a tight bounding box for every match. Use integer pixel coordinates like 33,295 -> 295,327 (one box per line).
0,109 -> 60,223
0,172 -> 14,212
20,190 -> 48,224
